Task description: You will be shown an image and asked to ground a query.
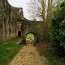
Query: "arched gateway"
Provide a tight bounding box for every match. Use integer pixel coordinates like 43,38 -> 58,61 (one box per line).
25,32 -> 37,45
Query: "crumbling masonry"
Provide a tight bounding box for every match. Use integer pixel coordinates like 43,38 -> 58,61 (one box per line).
0,0 -> 23,43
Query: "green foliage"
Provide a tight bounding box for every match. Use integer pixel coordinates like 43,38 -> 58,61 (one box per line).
36,43 -> 65,65
41,46 -> 65,65
49,1 -> 65,56
26,33 -> 34,39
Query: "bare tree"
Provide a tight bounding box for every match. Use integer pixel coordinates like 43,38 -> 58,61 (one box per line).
46,0 -> 64,23
27,0 -> 45,21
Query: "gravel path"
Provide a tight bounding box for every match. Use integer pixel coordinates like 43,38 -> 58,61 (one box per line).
9,45 -> 49,65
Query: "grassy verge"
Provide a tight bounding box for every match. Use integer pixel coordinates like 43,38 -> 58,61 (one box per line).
0,39 -> 21,65
36,42 -> 65,65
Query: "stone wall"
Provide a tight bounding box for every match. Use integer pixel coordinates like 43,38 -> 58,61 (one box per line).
0,0 -> 48,43
0,0 -> 23,43
23,21 -> 48,41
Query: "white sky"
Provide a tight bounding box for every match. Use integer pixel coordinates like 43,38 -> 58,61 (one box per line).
8,0 -> 30,20
7,0 -> 50,21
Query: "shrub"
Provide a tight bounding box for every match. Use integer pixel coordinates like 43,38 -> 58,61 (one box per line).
49,1 -> 65,57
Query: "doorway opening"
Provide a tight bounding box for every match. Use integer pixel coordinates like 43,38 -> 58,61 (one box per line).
26,33 -> 35,45
18,31 -> 21,37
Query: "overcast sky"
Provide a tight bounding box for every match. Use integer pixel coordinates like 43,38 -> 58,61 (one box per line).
8,0 -> 51,21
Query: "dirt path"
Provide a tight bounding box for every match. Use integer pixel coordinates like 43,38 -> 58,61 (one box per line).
9,45 -> 49,65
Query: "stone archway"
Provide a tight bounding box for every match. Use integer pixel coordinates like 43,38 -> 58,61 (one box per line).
25,32 -> 37,45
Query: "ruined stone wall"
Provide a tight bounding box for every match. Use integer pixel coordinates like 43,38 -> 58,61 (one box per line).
0,0 -> 48,43
23,21 -> 48,41
0,0 -> 23,43
0,0 -> 6,42
11,8 -> 23,38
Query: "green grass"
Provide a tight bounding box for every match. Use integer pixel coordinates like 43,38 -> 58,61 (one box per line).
36,43 -> 65,65
0,39 -> 21,65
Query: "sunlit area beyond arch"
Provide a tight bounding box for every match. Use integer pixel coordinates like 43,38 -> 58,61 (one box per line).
26,33 -> 35,40
26,33 -> 35,44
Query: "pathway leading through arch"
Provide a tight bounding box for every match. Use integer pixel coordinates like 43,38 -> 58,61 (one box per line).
26,33 -> 35,45
9,45 -> 49,65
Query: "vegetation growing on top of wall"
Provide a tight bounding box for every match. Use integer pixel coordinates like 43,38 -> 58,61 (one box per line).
49,1 -> 65,57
